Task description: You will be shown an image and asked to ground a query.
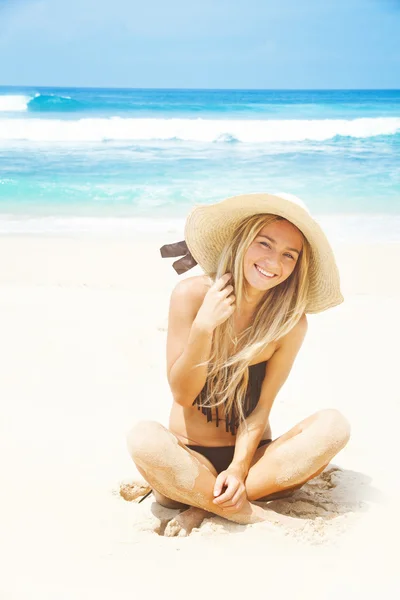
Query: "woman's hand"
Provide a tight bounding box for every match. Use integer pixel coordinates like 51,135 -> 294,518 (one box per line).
212,467 -> 247,512
194,273 -> 236,334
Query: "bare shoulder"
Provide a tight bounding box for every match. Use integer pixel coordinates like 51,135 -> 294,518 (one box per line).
166,275 -> 211,379
170,274 -> 210,313
277,313 -> 308,351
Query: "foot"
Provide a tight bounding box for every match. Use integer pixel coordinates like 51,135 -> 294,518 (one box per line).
119,480 -> 151,502
229,500 -> 303,530
244,501 -> 287,524
164,507 -> 210,537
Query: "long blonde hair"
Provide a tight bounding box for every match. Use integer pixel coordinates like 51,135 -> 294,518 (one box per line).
197,213 -> 311,427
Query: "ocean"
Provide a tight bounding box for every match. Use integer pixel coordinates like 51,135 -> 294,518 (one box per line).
0,86 -> 399,240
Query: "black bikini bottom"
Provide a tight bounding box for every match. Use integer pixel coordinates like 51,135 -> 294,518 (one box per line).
187,438 -> 272,474
137,438 -> 273,503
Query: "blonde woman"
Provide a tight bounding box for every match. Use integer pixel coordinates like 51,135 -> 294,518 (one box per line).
127,193 -> 350,534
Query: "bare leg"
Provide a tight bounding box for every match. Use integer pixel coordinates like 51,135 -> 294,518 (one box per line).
152,451 -> 217,536
246,409 -> 351,501
126,421 -> 278,526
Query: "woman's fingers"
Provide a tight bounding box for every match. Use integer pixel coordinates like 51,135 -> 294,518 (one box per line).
222,487 -> 244,508
220,488 -> 246,512
213,472 -> 228,498
213,476 -> 239,505
213,487 -> 236,505
213,273 -> 232,291
196,272 -> 235,331
220,284 -> 234,298
212,471 -> 247,512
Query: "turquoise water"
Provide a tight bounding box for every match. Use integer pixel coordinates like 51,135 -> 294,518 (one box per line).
0,86 -> 399,237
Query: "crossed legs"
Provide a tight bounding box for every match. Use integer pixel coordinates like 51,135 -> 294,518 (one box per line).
126,409 -> 350,526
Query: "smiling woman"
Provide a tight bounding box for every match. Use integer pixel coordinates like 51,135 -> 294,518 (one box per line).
126,192 -> 350,536
246,219 -> 304,288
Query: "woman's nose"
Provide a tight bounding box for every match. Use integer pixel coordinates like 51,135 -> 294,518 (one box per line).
266,252 -> 280,269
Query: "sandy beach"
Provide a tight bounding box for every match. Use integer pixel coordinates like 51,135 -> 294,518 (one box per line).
0,229 -> 399,599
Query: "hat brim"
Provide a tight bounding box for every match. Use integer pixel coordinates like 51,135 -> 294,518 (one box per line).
184,193 -> 343,314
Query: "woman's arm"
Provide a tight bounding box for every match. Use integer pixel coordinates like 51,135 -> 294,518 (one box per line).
167,278 -> 213,407
213,314 -> 308,509
167,272 -> 235,407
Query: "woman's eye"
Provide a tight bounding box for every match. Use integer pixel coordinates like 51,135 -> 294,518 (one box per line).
259,241 -> 294,260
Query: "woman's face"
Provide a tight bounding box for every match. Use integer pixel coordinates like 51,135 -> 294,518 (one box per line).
243,219 -> 304,291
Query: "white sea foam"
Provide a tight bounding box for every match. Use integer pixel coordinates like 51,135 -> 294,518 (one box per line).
0,95 -> 30,112
0,116 -> 399,143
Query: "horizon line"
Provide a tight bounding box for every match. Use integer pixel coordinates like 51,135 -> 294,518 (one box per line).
1,84 -> 400,92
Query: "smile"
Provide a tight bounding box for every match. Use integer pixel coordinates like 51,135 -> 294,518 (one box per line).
255,264 -> 277,279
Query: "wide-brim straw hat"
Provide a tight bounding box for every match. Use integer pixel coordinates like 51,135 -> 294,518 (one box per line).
160,192 -> 343,314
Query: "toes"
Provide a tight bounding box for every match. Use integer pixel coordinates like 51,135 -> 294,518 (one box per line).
164,518 -> 186,537
163,507 -> 209,537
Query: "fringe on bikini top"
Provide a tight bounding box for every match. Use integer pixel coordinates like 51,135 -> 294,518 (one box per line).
192,361 -> 267,435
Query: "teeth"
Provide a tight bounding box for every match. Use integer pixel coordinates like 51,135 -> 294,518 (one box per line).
255,265 -> 276,278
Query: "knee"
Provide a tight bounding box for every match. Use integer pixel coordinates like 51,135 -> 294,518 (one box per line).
314,409 -> 351,451
126,420 -> 169,462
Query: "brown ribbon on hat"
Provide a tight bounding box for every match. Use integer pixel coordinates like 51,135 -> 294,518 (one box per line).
160,240 -> 198,275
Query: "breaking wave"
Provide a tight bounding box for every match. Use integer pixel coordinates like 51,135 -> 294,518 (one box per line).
0,95 -> 30,112
0,116 -> 399,143
27,94 -> 83,112
0,93 -> 84,113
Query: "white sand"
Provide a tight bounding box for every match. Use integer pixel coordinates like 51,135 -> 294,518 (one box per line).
0,231 -> 399,599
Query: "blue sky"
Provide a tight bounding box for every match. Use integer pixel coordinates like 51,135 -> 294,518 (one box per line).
0,0 -> 399,88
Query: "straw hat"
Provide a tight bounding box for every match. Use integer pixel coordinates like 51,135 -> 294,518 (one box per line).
160,192 -> 343,314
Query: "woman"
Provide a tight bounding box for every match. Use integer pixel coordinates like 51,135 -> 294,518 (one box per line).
127,192 -> 350,533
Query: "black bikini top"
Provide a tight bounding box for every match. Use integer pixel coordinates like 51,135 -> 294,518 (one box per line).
193,361 -> 267,435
